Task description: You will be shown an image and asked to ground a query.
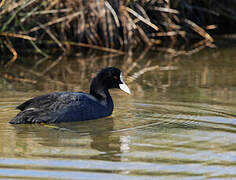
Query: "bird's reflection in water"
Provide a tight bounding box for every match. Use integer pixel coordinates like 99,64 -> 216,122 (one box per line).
11,117 -> 129,161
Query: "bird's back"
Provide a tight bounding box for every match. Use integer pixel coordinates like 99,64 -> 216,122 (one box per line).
10,92 -> 113,124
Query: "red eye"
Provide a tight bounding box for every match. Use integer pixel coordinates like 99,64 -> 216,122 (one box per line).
113,76 -> 118,80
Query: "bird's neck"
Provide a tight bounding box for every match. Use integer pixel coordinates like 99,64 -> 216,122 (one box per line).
90,87 -> 108,100
89,78 -> 111,102
90,87 -> 113,108
89,77 -> 114,113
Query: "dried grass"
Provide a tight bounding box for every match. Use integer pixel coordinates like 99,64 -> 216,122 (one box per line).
0,0 -> 235,60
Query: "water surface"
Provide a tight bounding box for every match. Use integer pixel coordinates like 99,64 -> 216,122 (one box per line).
0,47 -> 236,179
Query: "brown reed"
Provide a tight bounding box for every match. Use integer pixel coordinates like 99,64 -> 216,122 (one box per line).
0,0 -> 235,60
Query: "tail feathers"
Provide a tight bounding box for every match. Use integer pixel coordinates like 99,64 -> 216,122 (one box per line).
9,109 -> 51,124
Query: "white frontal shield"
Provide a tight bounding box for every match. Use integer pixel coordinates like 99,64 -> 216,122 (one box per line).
119,72 -> 131,94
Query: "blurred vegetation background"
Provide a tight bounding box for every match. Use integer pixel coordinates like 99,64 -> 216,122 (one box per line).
0,0 -> 236,62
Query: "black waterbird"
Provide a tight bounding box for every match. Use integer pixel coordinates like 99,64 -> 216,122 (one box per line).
9,67 -> 130,124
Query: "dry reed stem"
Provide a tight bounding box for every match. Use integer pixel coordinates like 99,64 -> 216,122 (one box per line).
38,23 -> 65,51
184,19 -> 214,42
122,6 -> 159,31
151,31 -> 186,37
65,41 -> 125,54
0,0 -> 5,8
151,39 -> 161,45
3,73 -> 37,84
30,9 -> 72,15
120,10 -> 129,47
106,7 -> 114,48
4,39 -> 18,65
46,0 -> 59,10
149,7 -> 179,14
105,1 -> 120,27
205,25 -> 217,30
136,25 -> 152,46
0,0 -> 23,16
134,4 -> 150,21
27,11 -> 82,33
0,32 -> 36,40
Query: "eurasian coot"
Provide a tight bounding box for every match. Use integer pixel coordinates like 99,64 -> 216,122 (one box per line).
9,67 -> 130,124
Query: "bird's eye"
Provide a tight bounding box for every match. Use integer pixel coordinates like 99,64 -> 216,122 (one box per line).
113,76 -> 118,80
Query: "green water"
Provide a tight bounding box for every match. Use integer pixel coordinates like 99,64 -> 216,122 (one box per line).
0,46 -> 236,179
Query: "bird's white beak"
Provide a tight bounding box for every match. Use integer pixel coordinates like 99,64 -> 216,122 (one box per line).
119,72 -> 131,94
